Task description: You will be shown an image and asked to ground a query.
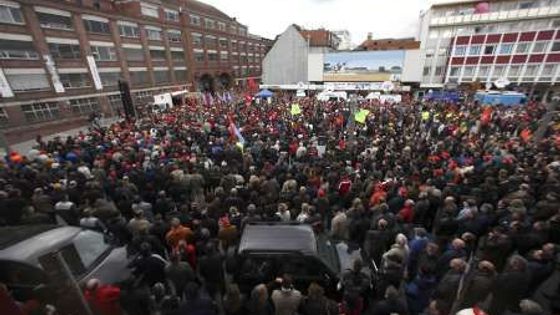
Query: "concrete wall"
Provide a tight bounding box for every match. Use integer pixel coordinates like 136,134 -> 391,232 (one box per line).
307,52 -> 324,82
262,25 -> 308,84
402,49 -> 423,82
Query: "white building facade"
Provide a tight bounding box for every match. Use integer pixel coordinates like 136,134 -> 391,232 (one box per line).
419,0 -> 560,98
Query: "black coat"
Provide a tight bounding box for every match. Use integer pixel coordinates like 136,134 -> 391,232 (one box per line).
489,270 -> 530,315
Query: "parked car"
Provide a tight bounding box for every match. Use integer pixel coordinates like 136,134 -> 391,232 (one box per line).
231,222 -> 365,298
0,225 -> 131,302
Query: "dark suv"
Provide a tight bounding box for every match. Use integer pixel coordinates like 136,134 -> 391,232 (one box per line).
232,223 -> 357,297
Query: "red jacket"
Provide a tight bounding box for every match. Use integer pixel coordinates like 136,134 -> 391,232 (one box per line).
85,285 -> 122,315
398,205 -> 414,223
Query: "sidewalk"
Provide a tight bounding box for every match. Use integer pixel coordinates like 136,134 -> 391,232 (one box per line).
11,117 -> 121,155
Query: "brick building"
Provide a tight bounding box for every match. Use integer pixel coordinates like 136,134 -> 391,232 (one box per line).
299,27 -> 340,50
0,0 -> 269,145
357,34 -> 420,51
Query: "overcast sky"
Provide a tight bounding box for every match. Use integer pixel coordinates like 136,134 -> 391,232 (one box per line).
202,0 -> 433,44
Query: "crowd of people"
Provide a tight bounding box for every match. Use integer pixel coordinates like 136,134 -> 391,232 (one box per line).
1,91 -> 560,315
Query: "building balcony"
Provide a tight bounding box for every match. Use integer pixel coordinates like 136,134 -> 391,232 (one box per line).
431,6 -> 560,26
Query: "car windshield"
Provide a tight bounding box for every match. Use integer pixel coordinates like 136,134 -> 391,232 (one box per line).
316,233 -> 340,274
72,230 -> 110,270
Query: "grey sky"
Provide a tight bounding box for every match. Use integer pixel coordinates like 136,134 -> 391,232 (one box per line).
201,0 -> 431,44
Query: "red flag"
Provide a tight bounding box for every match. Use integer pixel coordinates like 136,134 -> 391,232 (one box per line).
248,77 -> 257,93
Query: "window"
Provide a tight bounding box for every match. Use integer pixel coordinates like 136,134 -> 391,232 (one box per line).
434,66 -> 443,76
454,46 -> 466,56
231,41 -> 238,50
205,36 -> 217,47
167,30 -> 181,43
478,66 -> 490,77
91,46 -> 117,61
150,49 -> 166,61
99,72 -> 120,86
153,70 -> 169,84
192,33 -> 203,46
423,67 -> 431,76
70,97 -> 99,115
0,39 -> 38,60
175,69 -> 187,82
7,72 -> 50,92
519,1 -> 535,9
532,42 -> 549,53
463,66 -> 475,76
428,30 -> 439,39
171,51 -> 184,62
130,71 -> 149,85
190,14 -> 200,26
469,45 -> 481,55
123,48 -> 144,61
36,12 -> 72,30
118,23 -> 139,38
0,3 -> 23,24
218,22 -> 226,32
59,73 -> 90,89
108,94 -> 123,111
220,51 -> 228,61
499,43 -> 513,54
83,18 -> 110,34
238,28 -> 247,36
542,64 -> 556,76
0,107 -> 8,125
483,45 -> 495,55
551,41 -> 560,52
525,65 -> 538,76
493,65 -> 505,77
449,66 -> 460,76
165,9 -> 179,22
49,43 -> 81,59
21,102 -> 59,122
205,19 -> 215,29
208,52 -> 218,61
146,28 -> 162,41
194,51 -> 204,62
516,43 -> 529,53
219,38 -> 228,49
507,65 -> 520,77
141,3 -> 159,18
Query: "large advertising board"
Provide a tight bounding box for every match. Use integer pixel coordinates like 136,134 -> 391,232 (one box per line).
323,50 -> 405,82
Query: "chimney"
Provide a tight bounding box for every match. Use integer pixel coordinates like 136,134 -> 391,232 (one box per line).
367,32 -> 373,40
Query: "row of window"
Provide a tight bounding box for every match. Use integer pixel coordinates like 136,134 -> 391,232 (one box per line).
428,20 -> 560,40
191,33 -> 266,52
0,37 -> 264,68
447,63 -> 558,78
2,68 -> 188,94
453,40 -> 560,56
189,14 -> 247,36
193,51 -> 262,64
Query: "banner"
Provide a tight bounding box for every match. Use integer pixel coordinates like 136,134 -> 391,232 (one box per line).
290,104 -> 302,116
354,109 -> 370,124
86,55 -> 103,90
0,68 -> 14,98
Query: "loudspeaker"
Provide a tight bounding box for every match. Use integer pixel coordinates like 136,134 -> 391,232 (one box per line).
118,80 -> 135,120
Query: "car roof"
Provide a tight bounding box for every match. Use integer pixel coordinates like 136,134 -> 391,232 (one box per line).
0,225 -> 82,266
238,224 -> 317,255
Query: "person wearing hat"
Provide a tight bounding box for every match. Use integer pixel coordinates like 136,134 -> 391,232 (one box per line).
84,278 -> 123,315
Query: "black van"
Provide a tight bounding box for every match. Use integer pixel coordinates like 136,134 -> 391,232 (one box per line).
231,223 -> 358,298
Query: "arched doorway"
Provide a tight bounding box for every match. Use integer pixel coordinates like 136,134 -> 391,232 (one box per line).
198,73 -> 214,93
217,72 -> 232,90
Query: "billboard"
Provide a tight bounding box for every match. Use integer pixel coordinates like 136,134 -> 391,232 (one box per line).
323,50 -> 405,82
